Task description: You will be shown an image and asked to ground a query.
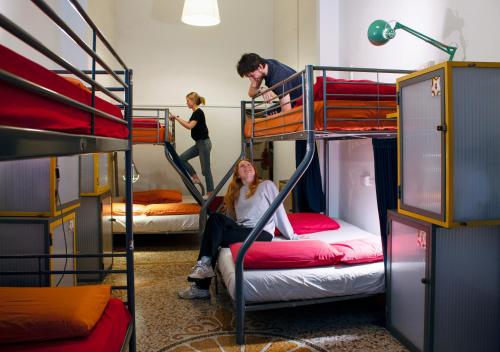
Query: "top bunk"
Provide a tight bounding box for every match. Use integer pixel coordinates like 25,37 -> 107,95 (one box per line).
0,0 -> 131,161
132,106 -> 175,146
244,65 -> 413,143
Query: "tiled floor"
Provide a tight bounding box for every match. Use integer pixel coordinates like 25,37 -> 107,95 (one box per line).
109,234 -> 408,352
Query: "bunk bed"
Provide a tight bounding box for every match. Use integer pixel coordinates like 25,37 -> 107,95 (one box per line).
111,194 -> 201,235
0,1 -> 136,351
132,106 -> 174,145
125,106 -> 213,235
202,65 -> 413,344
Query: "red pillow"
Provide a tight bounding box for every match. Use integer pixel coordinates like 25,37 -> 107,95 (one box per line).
276,213 -> 340,235
230,240 -> 344,269
331,237 -> 384,264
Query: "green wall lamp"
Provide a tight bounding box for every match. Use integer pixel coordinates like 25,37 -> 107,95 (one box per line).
367,20 -> 457,61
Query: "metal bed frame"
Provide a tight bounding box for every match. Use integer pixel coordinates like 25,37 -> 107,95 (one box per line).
131,105 -> 206,204
202,64 -> 413,344
0,1 -> 136,351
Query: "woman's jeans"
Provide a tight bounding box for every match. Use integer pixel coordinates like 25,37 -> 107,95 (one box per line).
179,138 -> 214,192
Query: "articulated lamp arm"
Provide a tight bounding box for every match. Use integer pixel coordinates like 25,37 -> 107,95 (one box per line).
393,22 -> 457,61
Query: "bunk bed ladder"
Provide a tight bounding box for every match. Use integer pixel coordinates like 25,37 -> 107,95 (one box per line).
163,141 -> 205,205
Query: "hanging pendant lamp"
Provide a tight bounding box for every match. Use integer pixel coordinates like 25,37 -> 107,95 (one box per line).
182,0 -> 220,27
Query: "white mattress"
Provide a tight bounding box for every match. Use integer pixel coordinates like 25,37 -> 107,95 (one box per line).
217,218 -> 385,303
112,196 -> 199,234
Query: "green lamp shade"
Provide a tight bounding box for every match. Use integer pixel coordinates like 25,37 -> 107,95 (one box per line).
367,19 -> 395,46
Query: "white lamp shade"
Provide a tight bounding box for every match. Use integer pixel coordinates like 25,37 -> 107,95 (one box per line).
182,0 -> 220,27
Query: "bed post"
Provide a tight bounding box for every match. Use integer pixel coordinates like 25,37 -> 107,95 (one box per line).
124,68 -> 137,352
235,65 -> 316,345
198,101 -> 248,233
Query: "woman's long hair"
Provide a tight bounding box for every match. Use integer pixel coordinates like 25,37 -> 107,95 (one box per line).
224,159 -> 261,215
186,92 -> 206,105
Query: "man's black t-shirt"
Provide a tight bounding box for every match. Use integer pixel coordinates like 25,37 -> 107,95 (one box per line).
264,59 -> 303,103
189,108 -> 209,141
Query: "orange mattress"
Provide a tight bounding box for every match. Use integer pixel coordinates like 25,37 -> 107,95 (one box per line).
244,100 -> 397,138
132,126 -> 171,143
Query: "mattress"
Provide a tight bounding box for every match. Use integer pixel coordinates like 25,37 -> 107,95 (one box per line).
218,218 -> 385,303
113,214 -> 199,234
244,100 -> 396,138
0,44 -> 128,139
3,298 -> 131,352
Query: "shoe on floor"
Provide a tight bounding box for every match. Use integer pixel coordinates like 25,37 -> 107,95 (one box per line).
178,283 -> 210,299
188,262 -> 215,280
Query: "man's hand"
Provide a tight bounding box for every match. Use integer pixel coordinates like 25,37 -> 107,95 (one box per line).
247,76 -> 262,98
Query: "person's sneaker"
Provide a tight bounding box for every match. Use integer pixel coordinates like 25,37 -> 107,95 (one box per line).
188,262 -> 216,280
178,283 -> 210,299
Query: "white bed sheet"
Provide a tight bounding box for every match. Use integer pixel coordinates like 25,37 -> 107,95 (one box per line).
217,218 -> 385,303
112,195 -> 199,234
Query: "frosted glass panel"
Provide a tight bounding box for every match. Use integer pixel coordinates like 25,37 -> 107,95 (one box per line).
390,220 -> 427,351
0,158 -> 50,212
57,156 -> 79,205
453,67 -> 500,221
80,154 -> 94,193
401,77 -> 443,215
98,154 -> 109,187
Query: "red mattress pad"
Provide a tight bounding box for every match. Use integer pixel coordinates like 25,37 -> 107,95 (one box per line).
0,44 -> 128,139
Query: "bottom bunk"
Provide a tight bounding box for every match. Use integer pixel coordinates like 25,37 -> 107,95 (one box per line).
0,285 -> 131,352
111,194 -> 201,235
218,218 -> 384,304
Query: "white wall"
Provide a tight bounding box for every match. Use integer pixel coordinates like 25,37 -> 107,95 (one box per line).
338,0 -> 500,70
272,0 -> 318,185
319,0 -> 500,233
111,0 -> 274,194
327,140 -> 380,235
0,0 -> 89,69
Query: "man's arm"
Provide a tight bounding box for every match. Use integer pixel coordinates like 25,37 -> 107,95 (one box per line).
279,93 -> 292,112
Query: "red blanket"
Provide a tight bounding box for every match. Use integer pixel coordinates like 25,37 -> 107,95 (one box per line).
230,236 -> 384,269
0,44 -> 128,139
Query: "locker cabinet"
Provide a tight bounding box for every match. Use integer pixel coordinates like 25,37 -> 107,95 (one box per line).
397,62 -> 500,227
0,156 -> 80,217
387,211 -> 500,352
76,192 -> 113,282
80,153 -> 111,196
0,211 -> 78,287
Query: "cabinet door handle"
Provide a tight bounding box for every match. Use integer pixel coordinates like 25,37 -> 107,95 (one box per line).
421,278 -> 431,284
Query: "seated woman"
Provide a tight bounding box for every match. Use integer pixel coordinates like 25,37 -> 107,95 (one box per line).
178,159 -> 298,299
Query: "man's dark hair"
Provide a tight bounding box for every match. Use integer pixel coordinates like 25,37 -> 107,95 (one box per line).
237,53 -> 266,77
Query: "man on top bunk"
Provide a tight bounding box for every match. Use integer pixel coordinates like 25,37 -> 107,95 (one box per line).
237,53 -> 302,113
236,53 -> 325,214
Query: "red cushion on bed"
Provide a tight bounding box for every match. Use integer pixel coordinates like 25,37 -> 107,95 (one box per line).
3,298 -> 131,352
276,213 -> 340,235
331,237 -> 384,264
0,44 -> 128,139
296,76 -> 396,106
229,240 -> 344,269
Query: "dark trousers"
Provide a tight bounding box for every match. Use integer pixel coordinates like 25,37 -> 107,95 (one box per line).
193,213 -> 272,290
198,213 -> 273,263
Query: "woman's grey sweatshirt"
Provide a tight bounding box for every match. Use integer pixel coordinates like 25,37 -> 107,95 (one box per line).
234,180 -> 298,240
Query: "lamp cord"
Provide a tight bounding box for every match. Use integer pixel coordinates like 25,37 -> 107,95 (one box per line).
55,190 -> 68,287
